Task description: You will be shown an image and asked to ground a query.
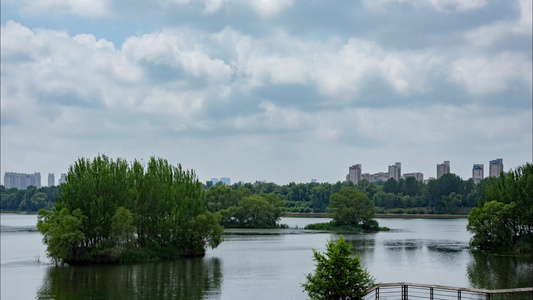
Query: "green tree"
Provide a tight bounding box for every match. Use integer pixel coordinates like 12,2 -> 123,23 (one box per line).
329,189 -> 375,226
37,208 -> 86,264
220,193 -> 284,228
302,235 -> 375,300
467,163 -> 533,253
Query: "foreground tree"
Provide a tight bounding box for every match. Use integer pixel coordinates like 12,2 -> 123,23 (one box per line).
302,235 -> 375,299
37,155 -> 223,264
467,163 -> 533,253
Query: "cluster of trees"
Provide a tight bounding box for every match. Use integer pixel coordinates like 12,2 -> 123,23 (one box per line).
208,173 -> 482,215
467,163 -> 532,253
306,189 -> 383,232
204,186 -> 284,228
37,155 -> 223,264
1,185 -> 58,212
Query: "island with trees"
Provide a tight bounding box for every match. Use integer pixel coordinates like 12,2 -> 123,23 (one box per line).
36,155 -> 223,264
304,188 -> 387,232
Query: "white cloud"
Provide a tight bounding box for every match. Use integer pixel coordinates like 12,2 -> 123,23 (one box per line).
203,0 -> 227,14
5,0 -> 111,17
234,101 -> 311,132
449,52 -> 532,95
363,0 -> 487,13
122,29 -> 232,83
244,0 -> 293,18
465,0 -> 532,48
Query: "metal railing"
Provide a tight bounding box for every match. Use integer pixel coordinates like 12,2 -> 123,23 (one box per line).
364,282 -> 533,300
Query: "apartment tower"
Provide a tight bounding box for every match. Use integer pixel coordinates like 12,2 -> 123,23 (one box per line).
347,164 -> 362,185
472,164 -> 484,184
489,158 -> 504,178
437,161 -> 450,179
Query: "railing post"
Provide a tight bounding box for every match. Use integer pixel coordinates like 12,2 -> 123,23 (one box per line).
430,287 -> 434,300
486,293 -> 492,300
375,286 -> 379,300
402,284 -> 408,300
458,290 -> 461,300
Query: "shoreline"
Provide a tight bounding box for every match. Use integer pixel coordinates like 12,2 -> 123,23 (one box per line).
283,212 -> 468,219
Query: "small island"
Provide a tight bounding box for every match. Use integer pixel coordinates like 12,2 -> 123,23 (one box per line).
305,189 -> 389,232
37,155 -> 224,265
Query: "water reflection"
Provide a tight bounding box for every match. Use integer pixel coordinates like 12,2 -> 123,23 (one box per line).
37,258 -> 222,300
467,252 -> 533,290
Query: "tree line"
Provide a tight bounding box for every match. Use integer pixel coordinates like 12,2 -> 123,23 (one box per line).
2,172 -> 481,215
206,173 -> 482,215
1,185 -> 58,212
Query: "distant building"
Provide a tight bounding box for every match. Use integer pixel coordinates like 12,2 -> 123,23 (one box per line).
347,164 -> 362,185
362,172 -> 389,183
311,179 -> 318,183
437,161 -> 450,179
402,172 -> 424,182
220,177 -> 231,185
424,177 -> 436,184
388,162 -> 401,181
48,173 -> 55,187
472,164 -> 484,184
4,172 -> 41,189
374,172 -> 389,182
210,178 -> 219,185
489,158 -> 504,178
58,173 -> 67,185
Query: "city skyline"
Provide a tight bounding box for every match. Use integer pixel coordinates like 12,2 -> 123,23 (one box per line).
2,157 -> 513,187
1,0 -> 531,185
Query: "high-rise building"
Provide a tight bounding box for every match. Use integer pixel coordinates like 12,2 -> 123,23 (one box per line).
48,173 -> 55,187
489,158 -> 504,178
388,162 -> 401,181
3,172 -> 41,189
58,173 -> 67,185
220,177 -> 231,185
437,161 -> 450,179
347,164 -> 362,185
402,172 -> 424,182
472,164 -> 484,184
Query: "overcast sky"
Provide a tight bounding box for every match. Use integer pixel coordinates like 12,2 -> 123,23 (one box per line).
1,0 -> 532,186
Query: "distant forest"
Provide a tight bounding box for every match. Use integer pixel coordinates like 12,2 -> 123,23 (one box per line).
2,173 -> 482,215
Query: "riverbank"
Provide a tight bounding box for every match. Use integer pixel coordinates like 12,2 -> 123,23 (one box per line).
284,212 -> 468,219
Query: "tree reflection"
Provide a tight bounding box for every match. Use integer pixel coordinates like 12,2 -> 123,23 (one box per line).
37,257 -> 222,299
467,252 -> 533,290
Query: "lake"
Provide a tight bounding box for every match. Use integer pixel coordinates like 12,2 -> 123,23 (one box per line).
1,213 -> 532,299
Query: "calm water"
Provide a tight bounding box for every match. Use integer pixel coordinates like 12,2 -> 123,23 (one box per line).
1,214 -> 532,299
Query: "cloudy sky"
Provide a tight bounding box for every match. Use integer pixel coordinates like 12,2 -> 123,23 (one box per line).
1,0 -> 532,186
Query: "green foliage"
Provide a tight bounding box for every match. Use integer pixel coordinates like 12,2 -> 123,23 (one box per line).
36,155 -> 223,264
37,208 -> 86,264
1,185 -> 58,212
302,235 -> 375,300
467,163 -> 533,253
329,189 -> 375,226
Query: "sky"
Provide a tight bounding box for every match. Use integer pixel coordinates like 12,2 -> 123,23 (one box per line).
1,0 -> 532,186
